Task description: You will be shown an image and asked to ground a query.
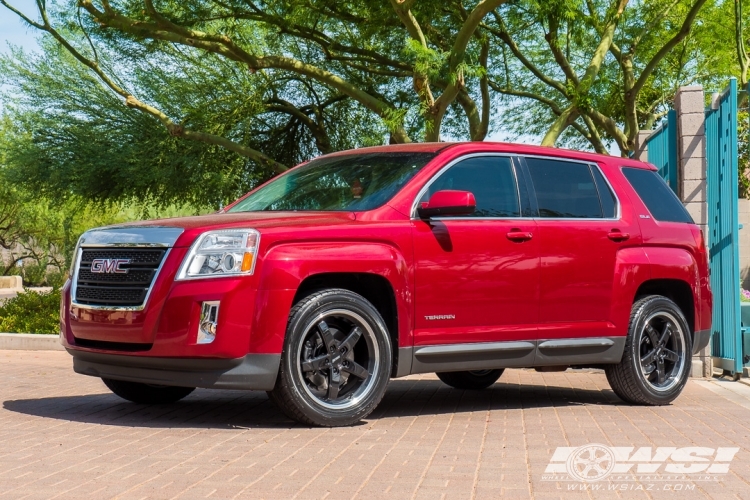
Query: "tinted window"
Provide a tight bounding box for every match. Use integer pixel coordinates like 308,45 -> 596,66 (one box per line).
526,158 -> 602,218
622,167 -> 693,223
591,166 -> 617,218
229,152 -> 436,212
420,156 -> 520,217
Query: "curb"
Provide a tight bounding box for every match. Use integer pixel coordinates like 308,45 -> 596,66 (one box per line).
0,333 -> 65,351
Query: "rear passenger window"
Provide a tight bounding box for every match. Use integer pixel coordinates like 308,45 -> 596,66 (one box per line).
525,157 -> 603,218
591,166 -> 617,218
421,156 -> 520,217
622,167 -> 693,223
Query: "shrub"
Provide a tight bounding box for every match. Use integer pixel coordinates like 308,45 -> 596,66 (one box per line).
0,288 -> 61,334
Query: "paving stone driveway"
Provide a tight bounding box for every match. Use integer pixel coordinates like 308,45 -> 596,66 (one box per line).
2,350 -> 750,499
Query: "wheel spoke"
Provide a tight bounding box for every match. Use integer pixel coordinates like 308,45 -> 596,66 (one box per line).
342,360 -> 369,380
658,323 -> 672,346
656,358 -> 666,384
645,324 -> 660,345
640,350 -> 657,367
662,348 -> 679,362
339,326 -> 363,352
328,369 -> 341,400
317,320 -> 337,350
301,353 -> 328,373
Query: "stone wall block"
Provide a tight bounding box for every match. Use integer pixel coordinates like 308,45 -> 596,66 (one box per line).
682,179 -> 706,203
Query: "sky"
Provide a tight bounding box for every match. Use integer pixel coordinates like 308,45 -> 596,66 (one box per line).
0,1 -> 40,56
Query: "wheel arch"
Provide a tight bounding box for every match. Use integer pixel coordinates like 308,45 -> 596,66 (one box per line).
634,278 -> 695,339
250,242 -> 412,375
293,272 -> 402,376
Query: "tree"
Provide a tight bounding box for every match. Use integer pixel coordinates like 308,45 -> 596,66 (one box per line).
484,0 -> 745,154
0,0 -> 733,208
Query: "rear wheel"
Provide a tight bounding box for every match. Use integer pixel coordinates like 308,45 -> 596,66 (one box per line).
436,369 -> 504,390
268,289 -> 392,427
102,378 -> 195,404
605,295 -> 691,405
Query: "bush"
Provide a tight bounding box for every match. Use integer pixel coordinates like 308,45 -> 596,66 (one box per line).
0,288 -> 61,334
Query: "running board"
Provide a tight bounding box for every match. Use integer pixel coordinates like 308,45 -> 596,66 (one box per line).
409,337 -> 625,375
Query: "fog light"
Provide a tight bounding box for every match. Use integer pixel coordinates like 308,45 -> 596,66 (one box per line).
198,301 -> 220,344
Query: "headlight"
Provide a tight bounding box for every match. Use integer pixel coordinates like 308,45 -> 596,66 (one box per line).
176,229 -> 260,280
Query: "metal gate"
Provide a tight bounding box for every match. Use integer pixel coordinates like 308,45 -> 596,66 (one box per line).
706,78 -> 742,375
645,109 -> 678,193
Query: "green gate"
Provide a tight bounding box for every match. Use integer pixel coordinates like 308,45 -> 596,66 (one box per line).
645,109 -> 678,193
706,78 -> 742,376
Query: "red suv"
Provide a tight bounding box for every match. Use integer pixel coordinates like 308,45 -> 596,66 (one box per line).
61,143 -> 711,426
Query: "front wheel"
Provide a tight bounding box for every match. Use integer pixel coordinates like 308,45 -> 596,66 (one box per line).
437,369 -> 504,390
102,378 -> 195,404
268,289 -> 392,427
605,295 -> 692,405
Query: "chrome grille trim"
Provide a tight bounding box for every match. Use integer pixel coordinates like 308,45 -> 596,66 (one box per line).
71,248 -> 172,312
70,227 -> 183,312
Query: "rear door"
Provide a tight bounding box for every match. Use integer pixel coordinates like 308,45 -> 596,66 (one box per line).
412,154 -> 540,347
519,156 -> 638,341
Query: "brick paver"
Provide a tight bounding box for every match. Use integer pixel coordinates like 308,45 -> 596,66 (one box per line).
2,350 -> 750,499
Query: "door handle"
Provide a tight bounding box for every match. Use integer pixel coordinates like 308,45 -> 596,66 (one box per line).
607,231 -> 630,242
507,231 -> 533,242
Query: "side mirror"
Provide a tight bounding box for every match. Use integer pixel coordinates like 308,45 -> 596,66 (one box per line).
417,190 -> 476,218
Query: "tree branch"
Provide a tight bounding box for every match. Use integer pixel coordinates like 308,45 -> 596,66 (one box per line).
631,0 -> 708,97
0,0 -> 290,172
484,13 -> 569,97
80,1 -> 412,143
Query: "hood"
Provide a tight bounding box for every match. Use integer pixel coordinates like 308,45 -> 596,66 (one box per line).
101,211 -> 358,247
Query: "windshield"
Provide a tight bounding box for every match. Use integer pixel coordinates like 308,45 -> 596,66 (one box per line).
228,152 -> 437,212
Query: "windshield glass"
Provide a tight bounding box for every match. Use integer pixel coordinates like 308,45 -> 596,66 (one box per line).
228,152 -> 437,212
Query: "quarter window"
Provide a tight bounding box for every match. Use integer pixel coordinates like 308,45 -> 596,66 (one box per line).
420,156 -> 520,217
622,167 -> 693,223
525,157 -> 603,218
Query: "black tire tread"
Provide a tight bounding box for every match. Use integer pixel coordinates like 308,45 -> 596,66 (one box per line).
436,369 -> 504,390
268,288 -> 391,426
605,295 -> 691,405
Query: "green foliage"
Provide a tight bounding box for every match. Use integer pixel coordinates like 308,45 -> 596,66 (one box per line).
0,288 -> 61,334
740,110 -> 750,199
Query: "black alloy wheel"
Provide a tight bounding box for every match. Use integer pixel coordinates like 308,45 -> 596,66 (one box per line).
269,289 -> 392,426
606,295 -> 691,405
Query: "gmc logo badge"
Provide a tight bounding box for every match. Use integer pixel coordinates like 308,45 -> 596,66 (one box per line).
90,258 -> 131,274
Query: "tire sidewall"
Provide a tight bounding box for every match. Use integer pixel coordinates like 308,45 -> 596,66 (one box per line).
280,290 -> 392,426
627,297 -> 692,404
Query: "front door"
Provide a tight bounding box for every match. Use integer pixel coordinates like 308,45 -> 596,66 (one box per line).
412,155 -> 540,347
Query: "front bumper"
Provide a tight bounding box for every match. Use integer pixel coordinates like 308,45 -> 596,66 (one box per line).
69,349 -> 280,390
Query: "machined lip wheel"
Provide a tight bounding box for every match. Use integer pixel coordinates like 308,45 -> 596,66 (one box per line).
636,311 -> 686,392
296,309 -> 380,410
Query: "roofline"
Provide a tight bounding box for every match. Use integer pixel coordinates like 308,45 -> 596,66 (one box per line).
316,142 -> 654,169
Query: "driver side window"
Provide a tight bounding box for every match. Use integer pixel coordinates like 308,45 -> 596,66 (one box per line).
420,156 -> 520,217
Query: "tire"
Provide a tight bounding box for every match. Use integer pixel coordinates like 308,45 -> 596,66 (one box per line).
436,369 -> 504,390
605,295 -> 692,405
102,378 -> 195,404
268,289 -> 393,427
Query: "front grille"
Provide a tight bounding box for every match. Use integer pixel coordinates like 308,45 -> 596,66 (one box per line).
74,248 -> 167,307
